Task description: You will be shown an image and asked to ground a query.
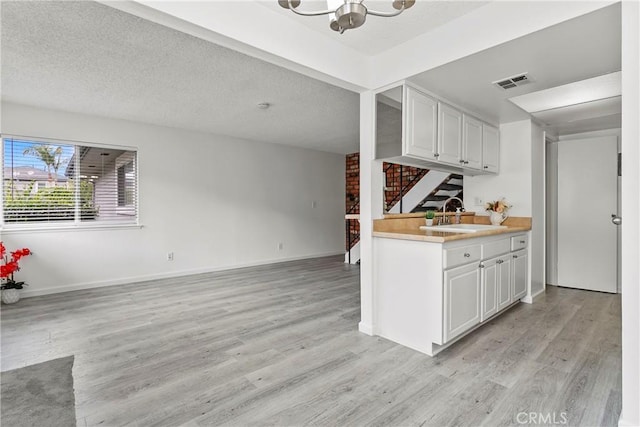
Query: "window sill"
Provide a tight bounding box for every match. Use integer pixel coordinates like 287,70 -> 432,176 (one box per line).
0,223 -> 144,233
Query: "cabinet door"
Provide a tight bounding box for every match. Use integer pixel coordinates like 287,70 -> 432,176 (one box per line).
437,103 -> 462,165
481,259 -> 498,321
482,125 -> 500,173
497,255 -> 512,311
403,87 -> 438,160
444,263 -> 481,342
462,115 -> 483,170
512,250 -> 528,301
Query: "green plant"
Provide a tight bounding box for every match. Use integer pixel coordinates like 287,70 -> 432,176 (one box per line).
3,181 -> 97,222
425,210 -> 435,220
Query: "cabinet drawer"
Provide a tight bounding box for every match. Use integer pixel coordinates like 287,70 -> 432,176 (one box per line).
483,238 -> 510,260
444,244 -> 481,269
511,234 -> 528,251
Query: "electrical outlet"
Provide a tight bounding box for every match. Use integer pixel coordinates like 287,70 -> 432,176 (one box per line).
278,242 -> 284,251
475,197 -> 484,206
167,252 -> 174,261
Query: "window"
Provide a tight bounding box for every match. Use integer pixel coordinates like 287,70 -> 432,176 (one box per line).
117,161 -> 134,207
2,137 -> 138,226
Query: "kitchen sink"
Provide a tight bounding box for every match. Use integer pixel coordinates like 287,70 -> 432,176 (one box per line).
420,224 -> 508,233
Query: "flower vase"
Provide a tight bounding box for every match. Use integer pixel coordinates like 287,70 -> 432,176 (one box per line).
425,218 -> 434,226
2,289 -> 20,304
490,211 -> 507,225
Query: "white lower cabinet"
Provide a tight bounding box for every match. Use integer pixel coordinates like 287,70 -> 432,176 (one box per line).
481,259 -> 498,321
481,253 -> 513,321
444,263 -> 481,342
497,255 -> 512,311
512,249 -> 528,300
374,231 -> 530,356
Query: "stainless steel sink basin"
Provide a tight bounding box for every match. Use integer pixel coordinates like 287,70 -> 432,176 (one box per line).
420,224 -> 508,233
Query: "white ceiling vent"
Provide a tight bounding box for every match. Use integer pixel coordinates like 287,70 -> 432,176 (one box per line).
493,73 -> 532,90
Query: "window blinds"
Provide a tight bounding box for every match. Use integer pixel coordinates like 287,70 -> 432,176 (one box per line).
2,137 -> 137,225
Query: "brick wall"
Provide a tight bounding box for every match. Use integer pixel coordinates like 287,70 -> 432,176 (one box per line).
344,153 -> 429,251
345,153 -> 360,251
345,152 -> 359,214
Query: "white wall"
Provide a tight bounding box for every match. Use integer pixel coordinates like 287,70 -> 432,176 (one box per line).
0,102 -> 345,296
464,119 -> 545,299
464,120 -> 533,217
620,0 -> 640,425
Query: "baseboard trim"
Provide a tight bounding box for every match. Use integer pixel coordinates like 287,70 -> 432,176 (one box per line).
358,322 -> 373,336
20,251 -> 344,298
522,287 -> 545,304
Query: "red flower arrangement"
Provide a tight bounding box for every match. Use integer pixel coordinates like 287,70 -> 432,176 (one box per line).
1,242 -> 32,290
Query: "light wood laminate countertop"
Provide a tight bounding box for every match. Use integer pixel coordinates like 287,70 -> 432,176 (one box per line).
373,215 -> 532,243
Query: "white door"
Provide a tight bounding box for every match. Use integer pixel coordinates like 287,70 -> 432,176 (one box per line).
558,136 -> 618,293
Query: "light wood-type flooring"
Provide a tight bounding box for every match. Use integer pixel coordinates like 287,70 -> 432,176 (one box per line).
1,255 -> 621,426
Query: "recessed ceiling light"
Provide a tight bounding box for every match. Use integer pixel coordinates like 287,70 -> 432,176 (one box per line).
509,71 -> 621,113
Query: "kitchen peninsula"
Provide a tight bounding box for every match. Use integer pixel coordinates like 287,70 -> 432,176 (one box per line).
373,213 -> 532,356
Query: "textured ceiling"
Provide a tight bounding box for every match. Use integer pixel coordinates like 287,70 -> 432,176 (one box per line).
409,2 -> 621,135
258,0 -> 489,55
1,1 -> 360,154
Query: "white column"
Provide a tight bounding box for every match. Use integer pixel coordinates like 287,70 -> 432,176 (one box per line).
358,90 -> 383,335
620,0 -> 640,426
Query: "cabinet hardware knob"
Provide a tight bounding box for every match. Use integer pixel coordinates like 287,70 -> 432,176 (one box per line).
434,153 -> 439,158
479,264 -> 484,268
513,255 -> 518,259
483,165 -> 489,169
519,240 -> 525,244
497,260 -> 503,264
464,253 -> 471,257
459,160 -> 465,164
464,161 -> 469,164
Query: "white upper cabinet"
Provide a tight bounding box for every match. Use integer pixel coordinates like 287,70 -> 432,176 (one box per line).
482,124 -> 500,173
462,114 -> 483,170
403,86 -> 438,161
375,83 -> 499,176
437,103 -> 463,166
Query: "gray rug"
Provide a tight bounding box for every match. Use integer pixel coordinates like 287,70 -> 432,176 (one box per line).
1,356 -> 76,427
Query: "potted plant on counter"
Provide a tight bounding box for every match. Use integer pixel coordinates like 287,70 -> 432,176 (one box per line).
485,198 -> 511,225
425,210 -> 436,226
1,242 -> 32,304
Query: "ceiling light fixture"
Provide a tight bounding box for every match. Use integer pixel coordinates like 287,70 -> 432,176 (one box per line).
278,0 -> 415,34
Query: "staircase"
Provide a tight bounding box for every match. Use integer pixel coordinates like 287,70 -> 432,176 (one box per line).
344,159 -> 464,264
411,174 -> 464,213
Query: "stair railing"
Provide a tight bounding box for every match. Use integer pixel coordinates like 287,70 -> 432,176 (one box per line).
384,164 -> 428,213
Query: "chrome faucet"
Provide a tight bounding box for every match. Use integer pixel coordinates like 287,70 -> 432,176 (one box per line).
442,197 -> 464,224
